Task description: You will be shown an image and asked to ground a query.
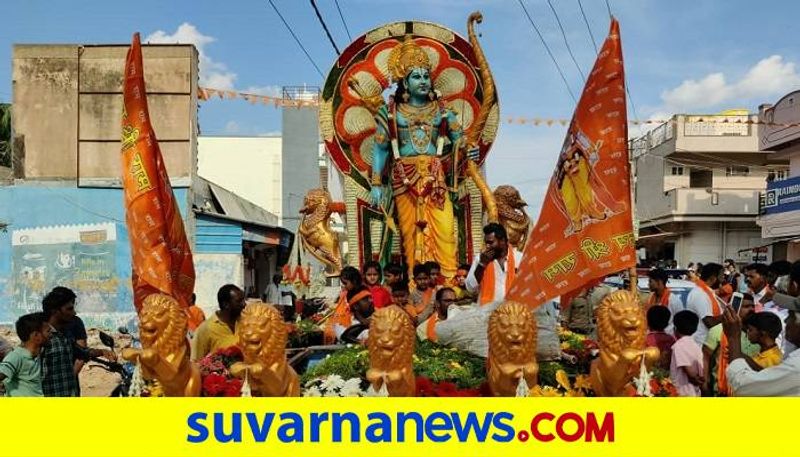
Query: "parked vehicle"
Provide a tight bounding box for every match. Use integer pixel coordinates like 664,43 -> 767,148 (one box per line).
87,327 -> 140,397
603,275 -> 697,309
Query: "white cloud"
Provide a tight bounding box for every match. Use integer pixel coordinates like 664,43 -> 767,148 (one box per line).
145,23 -> 237,90
659,55 -> 800,113
224,121 -> 240,134
245,86 -> 283,97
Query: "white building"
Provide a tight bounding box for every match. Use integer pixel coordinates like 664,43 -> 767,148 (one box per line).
757,91 -> 800,260
632,112 -> 788,267
198,136 -> 283,219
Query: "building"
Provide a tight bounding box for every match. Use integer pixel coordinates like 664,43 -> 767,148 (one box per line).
757,90 -> 800,260
0,43 -> 290,327
198,132 -> 345,283
632,112 -> 788,267
198,136 -> 283,218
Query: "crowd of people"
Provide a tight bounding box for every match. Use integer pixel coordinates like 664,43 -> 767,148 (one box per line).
3,222 -> 799,397
563,260 -> 800,397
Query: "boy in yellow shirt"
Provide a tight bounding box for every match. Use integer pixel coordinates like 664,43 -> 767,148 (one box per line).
744,312 -> 783,370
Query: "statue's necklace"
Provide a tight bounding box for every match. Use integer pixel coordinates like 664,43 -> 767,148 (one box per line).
398,103 -> 437,155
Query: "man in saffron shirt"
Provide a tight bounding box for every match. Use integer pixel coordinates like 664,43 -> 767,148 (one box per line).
647,268 -> 683,333
417,288 -> 459,342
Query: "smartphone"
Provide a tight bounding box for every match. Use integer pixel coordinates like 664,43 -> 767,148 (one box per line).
730,292 -> 744,312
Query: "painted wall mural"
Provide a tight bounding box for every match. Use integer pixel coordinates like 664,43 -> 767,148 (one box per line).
10,223 -> 132,327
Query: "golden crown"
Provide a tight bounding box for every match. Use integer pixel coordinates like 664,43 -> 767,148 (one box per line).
387,35 -> 431,82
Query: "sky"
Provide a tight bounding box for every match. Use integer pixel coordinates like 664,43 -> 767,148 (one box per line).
3,0 -> 800,214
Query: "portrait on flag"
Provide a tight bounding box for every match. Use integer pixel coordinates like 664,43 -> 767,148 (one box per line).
507,19 -> 635,308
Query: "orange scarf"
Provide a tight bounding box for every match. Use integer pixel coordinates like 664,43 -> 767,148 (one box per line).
695,280 -> 728,394
323,289 -> 371,344
479,248 -> 516,306
647,287 -> 671,308
426,314 -> 439,342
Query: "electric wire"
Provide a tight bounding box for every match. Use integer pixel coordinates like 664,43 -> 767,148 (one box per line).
267,0 -> 324,78
333,0 -> 352,42
577,0 -> 598,53
517,0 -> 577,103
546,0 -> 585,83
310,0 -> 341,55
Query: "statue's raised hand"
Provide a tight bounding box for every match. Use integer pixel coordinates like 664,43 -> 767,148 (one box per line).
369,185 -> 383,207
468,147 -> 480,162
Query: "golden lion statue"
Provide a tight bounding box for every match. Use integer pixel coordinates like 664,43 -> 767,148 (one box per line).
299,188 -> 345,277
366,306 -> 416,397
487,301 -> 538,396
121,294 -> 201,397
494,185 -> 531,249
230,303 -> 299,397
590,290 -> 659,396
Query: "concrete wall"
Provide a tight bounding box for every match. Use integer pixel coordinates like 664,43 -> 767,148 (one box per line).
198,136 -> 282,218
12,44 -> 197,184
674,222 -> 767,266
282,106 -> 320,232
0,185 -> 188,328
193,253 -> 243,318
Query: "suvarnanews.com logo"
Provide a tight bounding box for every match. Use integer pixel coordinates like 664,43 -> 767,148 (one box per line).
186,410 -> 615,444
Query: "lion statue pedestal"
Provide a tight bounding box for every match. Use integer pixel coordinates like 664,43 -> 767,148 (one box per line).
230,303 -> 300,397
589,290 -> 659,397
121,294 -> 201,397
487,301 -> 538,397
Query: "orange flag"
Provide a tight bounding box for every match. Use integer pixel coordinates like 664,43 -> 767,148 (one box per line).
121,33 -> 195,312
507,18 -> 634,308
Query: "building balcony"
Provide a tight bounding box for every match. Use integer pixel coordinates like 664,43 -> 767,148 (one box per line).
640,188 -> 761,226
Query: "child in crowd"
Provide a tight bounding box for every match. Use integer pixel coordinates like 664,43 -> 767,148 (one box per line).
452,264 -> 476,305
425,261 -> 444,288
391,281 -> 418,323
383,263 -> 404,290
744,312 -> 783,370
670,310 -> 705,397
362,261 -> 392,309
646,306 -> 675,371
0,312 -> 51,397
410,264 -> 434,319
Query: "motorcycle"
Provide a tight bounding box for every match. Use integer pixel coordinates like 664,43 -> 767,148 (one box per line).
88,327 -> 139,397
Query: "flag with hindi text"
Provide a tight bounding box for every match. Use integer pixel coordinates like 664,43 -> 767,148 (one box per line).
121,33 -> 195,312
506,18 -> 634,307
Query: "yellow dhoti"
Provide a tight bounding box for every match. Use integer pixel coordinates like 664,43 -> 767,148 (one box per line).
392,155 -> 457,279
560,159 -> 606,229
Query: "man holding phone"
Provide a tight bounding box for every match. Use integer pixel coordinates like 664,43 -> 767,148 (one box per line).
466,223 -> 523,308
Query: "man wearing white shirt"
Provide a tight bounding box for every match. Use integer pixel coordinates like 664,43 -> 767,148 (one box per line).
465,223 -> 523,308
684,263 -> 725,346
723,295 -> 800,396
746,263 -> 788,351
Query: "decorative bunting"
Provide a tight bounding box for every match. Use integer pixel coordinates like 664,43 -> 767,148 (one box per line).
195,85 -> 800,129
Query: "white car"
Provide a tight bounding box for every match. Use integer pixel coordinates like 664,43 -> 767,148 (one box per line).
603,276 -> 697,309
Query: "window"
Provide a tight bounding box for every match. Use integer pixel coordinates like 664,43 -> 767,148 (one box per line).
768,170 -> 789,182
670,166 -> 684,176
726,166 -> 750,177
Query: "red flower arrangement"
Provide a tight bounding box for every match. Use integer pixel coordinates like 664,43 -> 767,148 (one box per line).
415,376 -> 485,397
622,372 -> 679,397
198,346 -> 244,397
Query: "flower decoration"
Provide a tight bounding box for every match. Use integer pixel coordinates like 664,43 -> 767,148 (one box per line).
198,346 -> 245,397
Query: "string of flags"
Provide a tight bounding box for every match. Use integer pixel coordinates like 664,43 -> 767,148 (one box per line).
197,86 -> 800,129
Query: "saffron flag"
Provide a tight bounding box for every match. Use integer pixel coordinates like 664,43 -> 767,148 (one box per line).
507,18 -> 634,307
121,33 -> 195,312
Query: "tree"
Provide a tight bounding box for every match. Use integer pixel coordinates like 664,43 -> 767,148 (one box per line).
0,103 -> 10,168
